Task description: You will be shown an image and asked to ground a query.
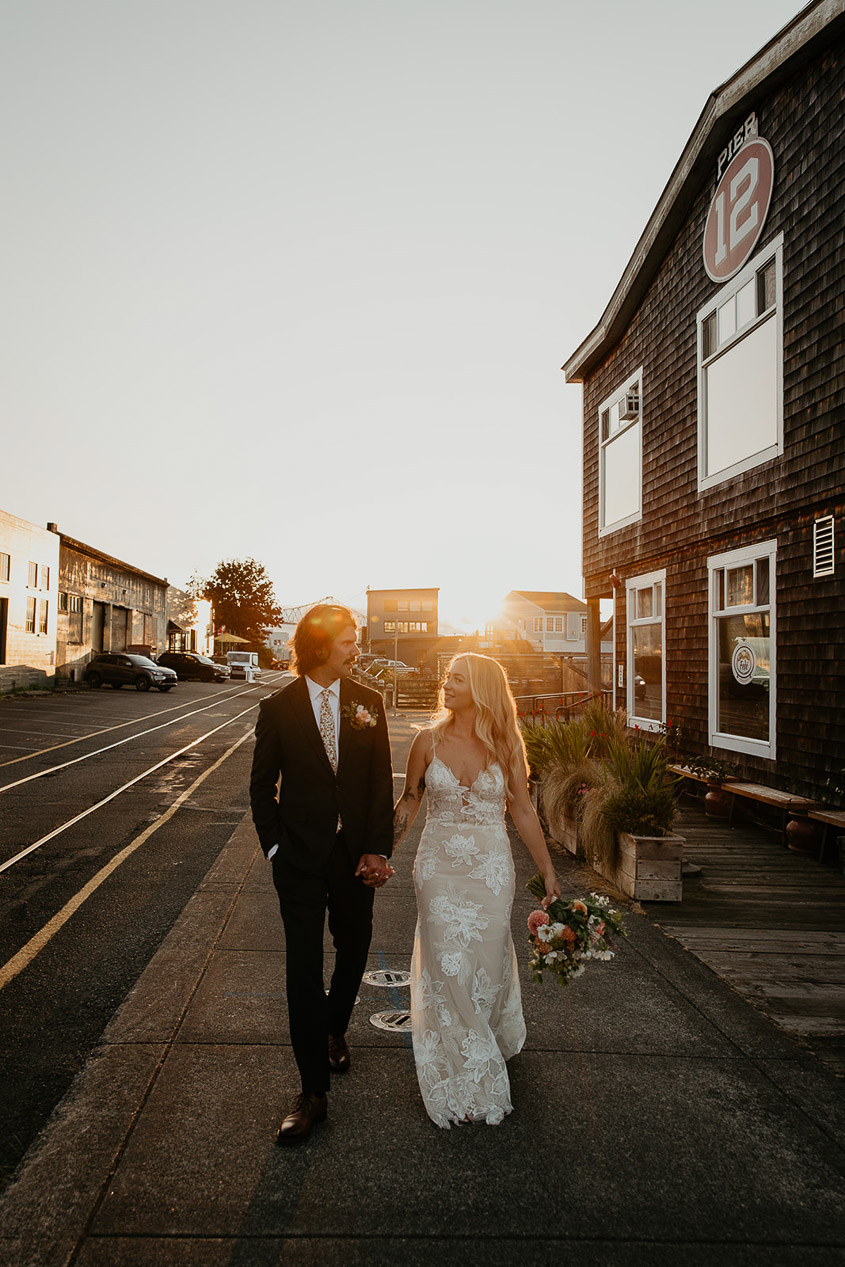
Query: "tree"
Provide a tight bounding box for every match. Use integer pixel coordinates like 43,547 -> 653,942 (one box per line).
194,558 -> 282,647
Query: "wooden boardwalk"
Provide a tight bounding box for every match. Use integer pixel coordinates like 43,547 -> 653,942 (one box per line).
649,797 -> 845,1076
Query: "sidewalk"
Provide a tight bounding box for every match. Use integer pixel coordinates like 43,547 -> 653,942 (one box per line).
1,716 -> 845,1263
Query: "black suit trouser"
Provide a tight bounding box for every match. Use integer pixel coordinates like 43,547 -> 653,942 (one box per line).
272,833 -> 374,1096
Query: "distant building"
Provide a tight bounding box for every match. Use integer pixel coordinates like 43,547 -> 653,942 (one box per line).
366,587 -> 439,666
0,508 -> 60,691
265,622 -> 297,665
498,590 -> 589,654
563,1 -> 844,798
53,527 -> 169,680
165,587 -> 213,656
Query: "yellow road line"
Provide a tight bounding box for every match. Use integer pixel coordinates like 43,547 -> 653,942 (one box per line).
0,728 -> 254,993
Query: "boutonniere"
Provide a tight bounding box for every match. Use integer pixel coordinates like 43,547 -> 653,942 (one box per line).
341,701 -> 379,730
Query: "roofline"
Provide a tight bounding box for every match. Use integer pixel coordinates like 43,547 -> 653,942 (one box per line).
563,0 -> 844,383
58,534 -> 169,588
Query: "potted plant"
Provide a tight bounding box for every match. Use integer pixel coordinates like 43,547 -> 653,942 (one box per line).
579,734 -> 685,901
522,705 -> 627,855
679,754 -> 739,818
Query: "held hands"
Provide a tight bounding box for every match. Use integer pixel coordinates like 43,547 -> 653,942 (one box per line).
355,854 -> 395,888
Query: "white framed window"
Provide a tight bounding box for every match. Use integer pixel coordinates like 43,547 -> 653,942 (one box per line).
28,561 -> 38,588
626,569 -> 666,730
70,594 -> 83,614
0,552 -> 9,582
38,600 -> 49,635
26,596 -> 36,632
598,367 -> 642,537
708,539 -> 776,759
533,616 -> 543,634
697,234 -> 783,491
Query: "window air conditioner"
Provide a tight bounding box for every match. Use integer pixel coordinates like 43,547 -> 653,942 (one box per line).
619,391 -> 639,421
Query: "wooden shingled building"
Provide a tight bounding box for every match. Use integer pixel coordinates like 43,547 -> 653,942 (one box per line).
563,0 -> 844,803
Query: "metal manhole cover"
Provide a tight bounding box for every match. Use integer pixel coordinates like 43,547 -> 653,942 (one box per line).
362,969 -> 411,988
370,1010 -> 412,1032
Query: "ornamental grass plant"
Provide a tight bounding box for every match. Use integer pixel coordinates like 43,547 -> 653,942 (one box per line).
525,704 -> 681,872
522,704 -> 628,850
580,734 -> 680,871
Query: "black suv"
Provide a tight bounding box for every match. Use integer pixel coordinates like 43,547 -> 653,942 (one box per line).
156,651 -> 230,682
84,653 -> 178,693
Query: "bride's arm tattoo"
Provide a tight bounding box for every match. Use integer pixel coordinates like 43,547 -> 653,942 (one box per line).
393,781 -> 425,848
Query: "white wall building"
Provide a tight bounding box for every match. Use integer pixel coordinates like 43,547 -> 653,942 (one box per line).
0,508 -> 60,691
498,590 -> 590,654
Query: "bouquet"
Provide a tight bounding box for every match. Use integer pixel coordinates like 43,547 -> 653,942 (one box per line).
525,873 -> 626,986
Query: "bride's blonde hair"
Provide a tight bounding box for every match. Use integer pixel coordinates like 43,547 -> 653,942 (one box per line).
430,653 -> 528,800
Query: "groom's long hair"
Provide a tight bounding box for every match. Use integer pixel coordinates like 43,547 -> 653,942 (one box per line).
430,654 -> 528,800
290,604 -> 357,677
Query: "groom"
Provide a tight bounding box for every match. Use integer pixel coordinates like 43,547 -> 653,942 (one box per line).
250,604 -> 394,1144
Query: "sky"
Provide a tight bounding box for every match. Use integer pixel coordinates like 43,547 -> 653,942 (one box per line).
0,0 -> 806,632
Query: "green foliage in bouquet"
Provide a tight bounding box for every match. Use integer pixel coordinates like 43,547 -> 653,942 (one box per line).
525,873 -> 626,986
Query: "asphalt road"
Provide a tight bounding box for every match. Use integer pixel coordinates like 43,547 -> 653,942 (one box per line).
0,670 -> 291,1187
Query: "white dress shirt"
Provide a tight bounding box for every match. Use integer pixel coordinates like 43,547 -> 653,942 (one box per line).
267,676 -> 341,861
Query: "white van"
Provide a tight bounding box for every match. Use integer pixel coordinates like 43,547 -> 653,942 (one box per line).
226,650 -> 260,682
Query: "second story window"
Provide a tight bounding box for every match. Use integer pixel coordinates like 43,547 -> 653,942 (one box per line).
598,368 -> 643,537
697,234 -> 783,491
0,552 -> 10,582
28,561 -> 38,588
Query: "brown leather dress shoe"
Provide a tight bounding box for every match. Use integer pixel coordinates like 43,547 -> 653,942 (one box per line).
328,1033 -> 351,1073
276,1092 -> 327,1145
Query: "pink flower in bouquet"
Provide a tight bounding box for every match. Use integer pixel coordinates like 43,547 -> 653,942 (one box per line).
527,909 -> 550,935
596,921 -> 606,936
561,925 -> 577,944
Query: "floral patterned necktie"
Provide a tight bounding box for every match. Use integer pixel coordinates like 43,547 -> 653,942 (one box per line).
320,688 -> 338,772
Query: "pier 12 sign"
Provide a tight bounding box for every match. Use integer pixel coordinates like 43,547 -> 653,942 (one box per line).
703,113 -> 774,283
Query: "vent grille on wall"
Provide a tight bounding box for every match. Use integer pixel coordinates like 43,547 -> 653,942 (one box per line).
813,516 -> 835,577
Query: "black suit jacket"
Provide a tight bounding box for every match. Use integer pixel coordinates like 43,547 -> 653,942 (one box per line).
249,675 -> 394,870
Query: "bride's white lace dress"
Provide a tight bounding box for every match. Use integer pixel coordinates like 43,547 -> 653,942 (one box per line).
410,748 -> 526,1127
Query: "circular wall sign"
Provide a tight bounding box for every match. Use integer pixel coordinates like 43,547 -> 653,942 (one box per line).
703,138 -> 775,282
731,642 -> 757,687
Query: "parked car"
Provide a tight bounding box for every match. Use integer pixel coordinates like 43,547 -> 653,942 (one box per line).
84,653 -> 178,693
156,651 -> 230,682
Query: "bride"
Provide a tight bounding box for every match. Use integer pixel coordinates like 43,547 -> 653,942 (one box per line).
393,653 -> 560,1128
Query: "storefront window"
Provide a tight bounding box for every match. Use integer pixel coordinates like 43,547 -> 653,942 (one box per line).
626,570 -> 665,729
709,540 -> 776,758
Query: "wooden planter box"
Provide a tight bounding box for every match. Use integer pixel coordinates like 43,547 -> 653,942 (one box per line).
592,831 -> 685,902
551,812 -> 579,855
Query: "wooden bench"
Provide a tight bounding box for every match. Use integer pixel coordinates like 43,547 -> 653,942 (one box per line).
727,782 -> 818,845
808,807 -> 845,863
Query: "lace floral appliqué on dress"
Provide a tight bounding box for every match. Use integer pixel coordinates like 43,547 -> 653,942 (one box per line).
410,754 -> 526,1127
